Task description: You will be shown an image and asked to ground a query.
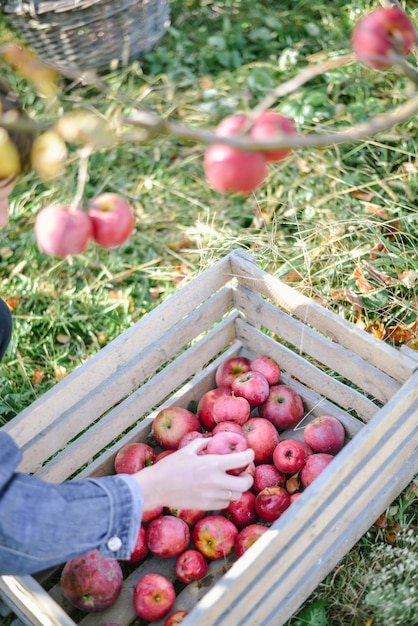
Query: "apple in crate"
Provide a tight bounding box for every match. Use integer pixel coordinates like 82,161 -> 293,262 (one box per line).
273,439 -> 308,474
250,354 -> 281,385
133,573 -> 175,621
197,387 -> 230,431
215,356 -> 251,389
175,548 -> 208,584
212,393 -> 251,425
34,204 -> 93,257
235,523 -> 268,558
303,415 -> 346,455
255,486 -> 291,523
164,610 -> 189,625
253,463 -> 285,494
177,430 -> 205,449
259,384 -> 304,431
212,420 -> 245,436
152,406 -> 200,449
167,507 -> 206,526
141,506 -> 164,523
300,453 -> 334,488
193,514 -> 238,560
88,193 -> 135,248
125,524 -> 148,563
231,370 -> 270,406
224,490 -> 257,529
60,549 -> 123,612
205,430 -> 249,475
242,417 -> 280,465
147,515 -> 190,558
114,442 -> 156,474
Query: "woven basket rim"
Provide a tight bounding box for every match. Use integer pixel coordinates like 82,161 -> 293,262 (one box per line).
3,0 -> 149,15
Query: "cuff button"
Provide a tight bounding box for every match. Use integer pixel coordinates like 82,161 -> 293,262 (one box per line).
107,536 -> 122,552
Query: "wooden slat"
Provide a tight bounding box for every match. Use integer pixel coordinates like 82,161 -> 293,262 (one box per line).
234,285 -> 401,403
4,254 -> 236,451
235,318 -> 379,421
230,251 -> 418,383
182,371 -> 418,626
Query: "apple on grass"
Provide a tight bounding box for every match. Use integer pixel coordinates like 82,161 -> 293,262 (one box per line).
146,515 -> 190,558
255,486 -> 291,523
235,524 -> 268,558
60,550 -> 123,612
175,548 -> 208,584
133,573 -> 175,621
250,355 -> 281,385
34,205 -> 93,257
253,463 -> 285,494
223,490 -> 257,529
259,384 -> 304,431
272,439 -> 308,474
300,453 -> 334,488
152,406 -> 201,450
205,430 -> 249,475
242,417 -> 280,465
114,442 -> 156,474
215,356 -> 251,389
192,514 -> 239,560
88,193 -> 135,248
231,370 -> 270,406
212,393 -> 251,425
303,415 -> 346,455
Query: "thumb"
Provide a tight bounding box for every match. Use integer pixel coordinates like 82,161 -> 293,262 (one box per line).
182,436 -> 212,455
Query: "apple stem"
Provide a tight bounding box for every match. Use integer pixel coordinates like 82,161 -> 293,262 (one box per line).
70,147 -> 91,211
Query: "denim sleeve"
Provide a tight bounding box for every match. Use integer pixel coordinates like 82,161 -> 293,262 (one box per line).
0,432 -> 144,575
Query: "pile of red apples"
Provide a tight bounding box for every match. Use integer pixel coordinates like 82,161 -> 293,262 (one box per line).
60,353 -> 348,624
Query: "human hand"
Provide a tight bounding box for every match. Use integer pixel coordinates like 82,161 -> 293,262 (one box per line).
132,438 -> 254,513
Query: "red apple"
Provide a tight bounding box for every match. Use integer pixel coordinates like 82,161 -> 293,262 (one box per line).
212,420 -> 245,436
177,430 -> 205,449
252,463 -> 286,494
88,193 -> 135,248
272,439 -> 308,474
34,205 -> 93,257
125,524 -> 148,563
300,453 -> 334,488
235,523 -> 268,558
351,7 -> 416,69
255,486 -> 291,523
164,610 -> 189,625
259,384 -> 304,431
114,442 -> 156,474
231,370 -> 270,406
242,417 -> 280,465
215,356 -> 251,389
290,492 -> 303,504
60,550 -> 123,612
167,507 -> 206,526
250,355 -> 281,385
155,450 -> 176,462
146,515 -> 190,558
224,490 -> 257,529
303,415 -> 346,455
205,430 -> 249,475
141,506 -> 164,523
250,111 -> 296,162
133,573 -> 175,621
152,406 -> 201,450
212,393 -> 251,425
192,514 -> 238,560
175,548 -> 208,584
197,387 -> 230,431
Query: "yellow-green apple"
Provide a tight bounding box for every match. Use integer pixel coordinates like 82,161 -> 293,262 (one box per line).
300,452 -> 334,488
125,524 -> 148,563
231,370 -> 270,406
250,354 -> 281,385
303,415 -> 346,455
215,356 -> 251,389
60,549 -> 123,612
212,393 -> 251,425
205,430 -> 249,475
272,439 -> 308,474
250,111 -> 296,162
175,548 -> 208,584
235,523 -> 268,558
242,417 -> 280,464
252,463 -> 286,494
34,205 -> 93,257
197,387 -> 230,431
223,490 -> 257,529
259,384 -> 304,431
351,7 -> 416,69
114,442 -> 156,474
192,514 -> 238,560
152,406 -> 200,449
146,515 -> 190,558
88,192 -> 135,248
255,486 -> 291,522
133,573 -> 175,621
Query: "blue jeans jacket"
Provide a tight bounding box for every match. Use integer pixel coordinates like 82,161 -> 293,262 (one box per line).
0,432 -> 143,575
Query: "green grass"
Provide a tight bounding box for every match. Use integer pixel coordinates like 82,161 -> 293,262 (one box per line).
0,0 -> 417,624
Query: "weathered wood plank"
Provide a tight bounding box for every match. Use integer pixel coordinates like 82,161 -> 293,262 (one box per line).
230,251 -> 417,383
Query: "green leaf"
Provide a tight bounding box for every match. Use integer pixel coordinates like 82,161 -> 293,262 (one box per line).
294,599 -> 329,626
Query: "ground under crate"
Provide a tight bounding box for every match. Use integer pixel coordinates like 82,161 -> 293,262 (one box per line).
0,248 -> 417,626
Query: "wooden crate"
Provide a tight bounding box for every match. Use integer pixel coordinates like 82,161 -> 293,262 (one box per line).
1,248 -> 417,626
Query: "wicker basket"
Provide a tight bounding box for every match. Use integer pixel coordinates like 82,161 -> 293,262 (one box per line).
2,0 -> 170,73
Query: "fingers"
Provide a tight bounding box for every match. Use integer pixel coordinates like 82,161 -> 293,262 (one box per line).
217,448 -> 255,471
